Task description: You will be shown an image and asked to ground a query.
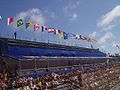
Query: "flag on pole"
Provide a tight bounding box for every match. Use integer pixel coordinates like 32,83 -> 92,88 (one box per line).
63,32 -> 68,39
17,19 -> 23,27
0,16 -> 2,20
80,35 -> 87,40
34,24 -> 40,31
75,34 -> 80,39
8,17 -> 14,25
42,26 -> 48,31
54,29 -> 61,35
57,31 -> 64,39
48,28 -> 55,33
26,22 -> 32,29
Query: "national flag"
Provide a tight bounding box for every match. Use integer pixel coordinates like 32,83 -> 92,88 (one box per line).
8,17 -> 14,25
54,29 -> 61,35
0,16 -> 2,20
34,24 -> 40,31
48,28 -> 55,33
26,22 -> 32,29
63,32 -> 68,39
80,35 -> 87,40
57,31 -> 64,39
17,19 -> 23,27
42,26 -> 48,31
75,34 -> 80,39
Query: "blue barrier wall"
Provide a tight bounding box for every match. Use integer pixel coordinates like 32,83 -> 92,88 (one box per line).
7,45 -> 106,57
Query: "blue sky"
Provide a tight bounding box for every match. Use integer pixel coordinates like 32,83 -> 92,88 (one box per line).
0,0 -> 120,54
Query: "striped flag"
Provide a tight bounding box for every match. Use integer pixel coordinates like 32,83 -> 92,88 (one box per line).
80,35 -> 87,40
8,17 -> 14,25
48,28 -> 55,33
42,26 -> 48,31
54,29 -> 61,35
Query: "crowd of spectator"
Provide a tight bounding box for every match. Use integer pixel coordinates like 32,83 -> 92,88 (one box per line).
0,69 -> 83,90
83,63 -> 120,90
1,56 -> 120,90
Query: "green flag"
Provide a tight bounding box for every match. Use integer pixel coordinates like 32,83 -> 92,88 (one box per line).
17,19 -> 23,27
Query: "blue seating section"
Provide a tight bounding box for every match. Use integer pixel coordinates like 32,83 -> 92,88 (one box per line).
7,45 -> 106,57
23,64 -> 108,78
23,68 -> 85,78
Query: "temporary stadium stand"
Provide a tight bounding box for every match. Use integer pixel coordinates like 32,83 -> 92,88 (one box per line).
0,38 -> 106,57
7,45 -> 106,57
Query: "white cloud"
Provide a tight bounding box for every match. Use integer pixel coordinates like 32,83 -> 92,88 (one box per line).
43,9 -> 56,20
16,8 -> 45,25
98,32 -> 113,45
63,1 -> 79,21
50,12 -> 56,19
76,1 -> 80,6
96,32 -> 113,52
101,45 -> 106,49
97,5 -> 120,30
70,13 -> 78,21
16,12 -> 28,20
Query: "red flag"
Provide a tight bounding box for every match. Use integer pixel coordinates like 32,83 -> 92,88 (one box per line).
48,28 -> 55,33
80,35 -> 87,40
42,26 -> 48,31
34,24 -> 40,31
8,17 -> 14,25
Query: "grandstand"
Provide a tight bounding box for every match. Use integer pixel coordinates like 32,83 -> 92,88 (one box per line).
0,37 -> 106,57
0,37 -> 108,70
1,37 -> 120,90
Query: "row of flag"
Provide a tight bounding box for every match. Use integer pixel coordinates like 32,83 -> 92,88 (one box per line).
7,17 -> 40,31
0,16 -> 97,42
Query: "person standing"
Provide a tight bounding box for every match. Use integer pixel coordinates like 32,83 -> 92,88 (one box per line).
14,32 -> 17,39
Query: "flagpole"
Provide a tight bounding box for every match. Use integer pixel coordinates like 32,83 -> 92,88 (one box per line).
53,34 -> 55,44
6,25 -> 9,38
77,40 -> 79,47
48,32 -> 49,43
34,32 -> 36,42
40,31 -> 42,42
57,37 -> 59,44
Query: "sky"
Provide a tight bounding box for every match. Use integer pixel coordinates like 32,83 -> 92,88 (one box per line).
0,0 -> 120,54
